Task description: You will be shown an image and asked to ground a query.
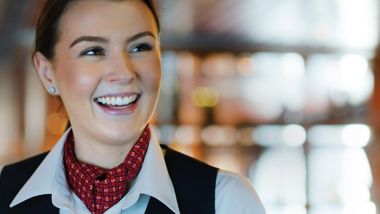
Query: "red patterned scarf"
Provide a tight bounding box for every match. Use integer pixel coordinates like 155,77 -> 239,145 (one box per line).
64,126 -> 150,214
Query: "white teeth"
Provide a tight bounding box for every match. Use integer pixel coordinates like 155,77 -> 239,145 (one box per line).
96,95 -> 138,106
116,97 -> 123,105
111,97 -> 116,105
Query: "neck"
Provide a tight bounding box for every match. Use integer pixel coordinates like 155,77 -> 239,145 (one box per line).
71,133 -> 139,169
78,143 -> 133,169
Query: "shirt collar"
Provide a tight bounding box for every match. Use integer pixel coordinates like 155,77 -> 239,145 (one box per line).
10,128 -> 180,214
125,136 -> 180,213
10,129 -> 71,207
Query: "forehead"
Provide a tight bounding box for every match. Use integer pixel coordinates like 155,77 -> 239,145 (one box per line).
58,0 -> 156,40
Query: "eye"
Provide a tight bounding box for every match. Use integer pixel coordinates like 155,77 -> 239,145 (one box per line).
129,43 -> 153,53
79,47 -> 105,56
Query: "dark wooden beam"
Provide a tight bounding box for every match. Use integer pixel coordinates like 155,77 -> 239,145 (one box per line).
161,33 -> 374,56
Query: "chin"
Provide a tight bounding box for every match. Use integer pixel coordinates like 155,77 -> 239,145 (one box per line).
100,123 -> 145,145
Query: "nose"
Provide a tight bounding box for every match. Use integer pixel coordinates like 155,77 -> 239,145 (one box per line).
105,51 -> 136,84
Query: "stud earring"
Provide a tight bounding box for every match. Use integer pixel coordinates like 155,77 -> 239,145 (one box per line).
48,86 -> 56,94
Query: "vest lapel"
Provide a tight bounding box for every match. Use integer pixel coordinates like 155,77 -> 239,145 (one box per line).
11,195 -> 59,213
146,145 -> 218,214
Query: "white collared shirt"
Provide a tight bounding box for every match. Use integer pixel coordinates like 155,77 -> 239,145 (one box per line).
7,129 -> 265,214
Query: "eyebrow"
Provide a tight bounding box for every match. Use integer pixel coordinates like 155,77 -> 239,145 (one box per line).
127,31 -> 156,43
69,31 -> 156,48
69,36 -> 108,48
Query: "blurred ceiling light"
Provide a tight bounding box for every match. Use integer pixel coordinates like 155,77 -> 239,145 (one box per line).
305,55 -> 338,114
250,148 -> 307,209
308,147 -> 372,212
201,53 -> 236,77
204,149 -> 242,174
192,86 -> 220,108
331,54 -> 374,106
309,203 -> 376,214
308,125 -> 335,146
338,0 -> 378,49
174,125 -> 200,145
159,124 -> 176,145
282,125 -> 307,147
307,54 -> 374,107
342,202 -> 376,214
253,125 -> 306,147
242,52 -> 304,121
237,56 -> 254,76
308,124 -> 371,147
341,149 -> 374,213
177,51 -> 198,78
341,124 -> 371,147
282,205 -> 307,214
341,149 -> 372,203
281,53 -> 305,112
252,125 -> 282,147
340,55 -> 368,77
262,206 -> 307,214
201,125 -> 237,146
281,53 -> 305,79
241,80 -> 283,120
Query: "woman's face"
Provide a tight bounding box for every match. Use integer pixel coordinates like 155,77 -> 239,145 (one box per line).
40,0 -> 161,146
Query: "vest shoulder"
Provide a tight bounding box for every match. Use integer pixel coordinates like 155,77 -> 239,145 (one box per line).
161,144 -> 218,173
160,144 -> 218,213
0,152 -> 49,211
2,152 -> 48,177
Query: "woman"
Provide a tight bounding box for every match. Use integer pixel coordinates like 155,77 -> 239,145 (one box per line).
0,0 -> 265,213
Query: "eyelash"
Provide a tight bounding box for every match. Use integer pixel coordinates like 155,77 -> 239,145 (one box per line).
129,43 -> 153,53
80,47 -> 105,56
79,43 -> 153,57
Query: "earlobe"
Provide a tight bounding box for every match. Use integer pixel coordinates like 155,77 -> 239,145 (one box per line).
33,52 -> 60,95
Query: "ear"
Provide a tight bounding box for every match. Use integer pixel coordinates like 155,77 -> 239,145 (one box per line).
33,52 -> 60,95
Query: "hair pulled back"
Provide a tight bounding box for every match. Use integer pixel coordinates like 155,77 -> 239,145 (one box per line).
34,0 -> 159,60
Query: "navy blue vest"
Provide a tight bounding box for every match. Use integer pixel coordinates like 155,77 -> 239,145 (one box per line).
0,145 -> 218,214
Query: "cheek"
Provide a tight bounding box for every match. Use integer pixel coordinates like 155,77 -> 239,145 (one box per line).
55,63 -> 99,97
139,57 -> 162,92
142,68 -> 161,93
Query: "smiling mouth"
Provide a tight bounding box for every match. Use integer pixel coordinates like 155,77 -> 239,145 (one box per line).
94,94 -> 140,109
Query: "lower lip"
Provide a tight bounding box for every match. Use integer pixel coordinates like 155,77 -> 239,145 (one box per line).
96,97 -> 140,115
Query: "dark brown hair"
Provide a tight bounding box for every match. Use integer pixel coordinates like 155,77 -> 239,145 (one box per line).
34,0 -> 160,60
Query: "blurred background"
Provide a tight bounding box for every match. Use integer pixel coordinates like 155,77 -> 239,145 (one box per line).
0,0 -> 380,213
